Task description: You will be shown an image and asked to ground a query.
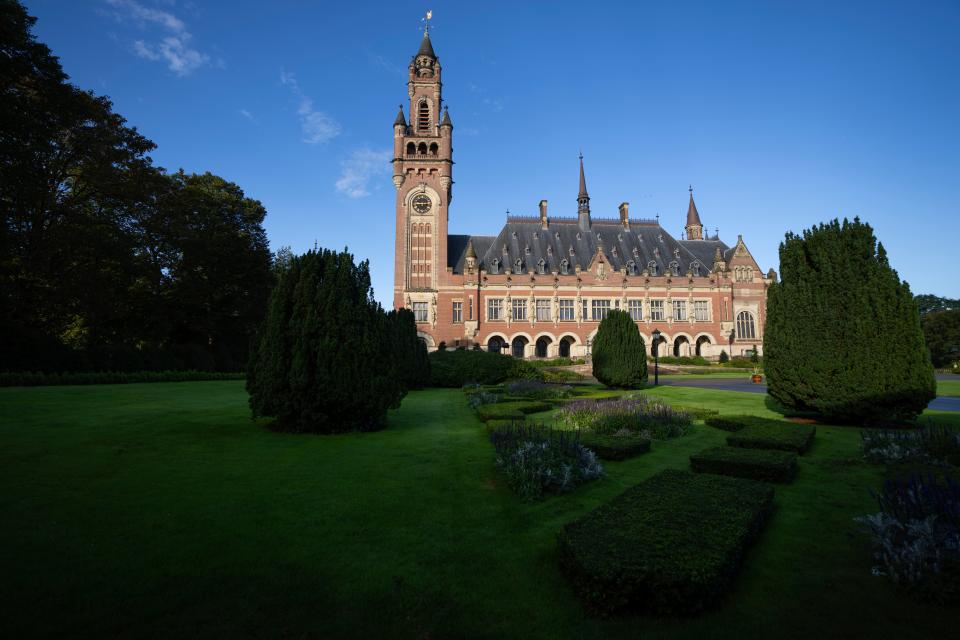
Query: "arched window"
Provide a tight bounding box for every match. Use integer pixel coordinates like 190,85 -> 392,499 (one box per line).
417,101 -> 430,131
417,142 -> 427,155
489,258 -> 500,274
514,258 -> 523,272
647,261 -> 658,276
537,258 -> 546,274
669,261 -> 680,276
627,260 -> 637,275
690,260 -> 701,276
559,259 -> 569,275
736,311 -> 756,340
406,142 -> 415,155
429,142 -> 438,156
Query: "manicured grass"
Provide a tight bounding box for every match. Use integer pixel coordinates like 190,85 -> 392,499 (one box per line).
938,379 -> 960,397
0,382 -> 956,638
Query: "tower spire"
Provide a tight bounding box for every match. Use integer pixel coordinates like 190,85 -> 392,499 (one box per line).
577,152 -> 590,229
685,185 -> 704,240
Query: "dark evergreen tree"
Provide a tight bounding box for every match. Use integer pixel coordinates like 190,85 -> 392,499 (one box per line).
386,308 -> 430,389
718,350 -> 729,364
921,310 -> 960,368
914,294 -> 959,317
247,248 -> 404,433
591,309 -> 648,389
764,218 -> 935,422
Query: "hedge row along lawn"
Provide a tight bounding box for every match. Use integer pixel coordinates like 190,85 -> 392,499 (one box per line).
690,446 -> 799,484
1,382 -> 957,638
557,469 -> 775,615
579,432 -> 651,461
713,415 -> 817,453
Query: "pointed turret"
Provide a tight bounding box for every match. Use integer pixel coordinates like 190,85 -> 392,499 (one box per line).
394,104 -> 407,127
440,106 -> 452,128
577,153 -> 591,230
417,31 -> 437,59
685,185 -> 704,240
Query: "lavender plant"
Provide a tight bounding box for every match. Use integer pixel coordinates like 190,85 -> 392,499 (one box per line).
558,396 -> 692,439
861,422 -> 960,466
856,474 -> 960,603
490,422 -> 603,501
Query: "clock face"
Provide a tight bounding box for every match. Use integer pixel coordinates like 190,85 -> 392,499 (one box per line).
412,194 -> 432,214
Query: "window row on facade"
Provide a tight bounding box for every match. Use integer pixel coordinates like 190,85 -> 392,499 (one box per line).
479,298 -> 712,322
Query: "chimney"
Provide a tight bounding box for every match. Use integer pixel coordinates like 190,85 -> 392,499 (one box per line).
619,202 -> 630,230
539,199 -> 548,229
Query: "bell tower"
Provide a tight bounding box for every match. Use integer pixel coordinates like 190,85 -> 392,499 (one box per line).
393,15 -> 453,308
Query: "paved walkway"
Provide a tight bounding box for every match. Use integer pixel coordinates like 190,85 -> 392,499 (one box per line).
655,376 -> 960,412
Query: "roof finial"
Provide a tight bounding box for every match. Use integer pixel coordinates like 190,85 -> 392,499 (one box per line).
421,9 -> 433,35
689,184 -> 693,194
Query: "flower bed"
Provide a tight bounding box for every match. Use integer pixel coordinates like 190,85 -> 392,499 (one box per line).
690,446 -> 798,483
558,395 -> 692,439
489,422 -> 603,501
557,469 -> 775,615
860,423 -> 960,466
475,400 -> 551,422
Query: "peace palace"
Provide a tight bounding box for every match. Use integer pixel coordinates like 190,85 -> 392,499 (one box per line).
392,29 -> 773,360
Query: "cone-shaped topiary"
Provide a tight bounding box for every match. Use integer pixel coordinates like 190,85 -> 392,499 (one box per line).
246,248 -> 405,433
592,309 -> 648,389
764,218 -> 935,423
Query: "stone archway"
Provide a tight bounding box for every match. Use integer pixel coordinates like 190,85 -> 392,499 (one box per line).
535,336 -> 552,358
558,336 -> 576,358
488,335 -> 506,354
674,335 -> 690,357
511,336 -> 529,358
651,336 -> 668,358
695,335 -> 712,357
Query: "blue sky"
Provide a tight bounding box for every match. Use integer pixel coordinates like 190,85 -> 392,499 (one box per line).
25,0 -> 960,303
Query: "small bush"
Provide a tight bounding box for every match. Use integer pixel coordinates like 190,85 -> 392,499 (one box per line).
719,350 -> 729,364
579,431 -> 651,461
557,469 -> 774,616
541,368 -> 586,383
559,396 -> 692,439
490,423 -> 603,501
505,380 -> 573,400
476,400 -> 551,422
727,420 -> 816,454
591,309 -> 648,388
705,415 -> 749,432
0,370 -> 245,387
690,446 -> 798,483
856,474 -> 960,603
430,350 -> 534,387
861,422 -> 960,466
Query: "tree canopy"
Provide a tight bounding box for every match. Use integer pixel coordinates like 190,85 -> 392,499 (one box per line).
921,310 -> 960,368
1,0 -> 272,372
764,218 -> 935,422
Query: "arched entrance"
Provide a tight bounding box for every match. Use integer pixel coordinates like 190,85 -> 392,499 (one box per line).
695,335 -> 712,356
558,336 -> 575,358
535,336 -> 552,358
511,336 -> 529,358
674,335 -> 690,357
651,336 -> 667,358
488,336 -> 505,354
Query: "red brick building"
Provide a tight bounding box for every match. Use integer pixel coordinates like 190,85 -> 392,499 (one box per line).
392,30 -> 773,359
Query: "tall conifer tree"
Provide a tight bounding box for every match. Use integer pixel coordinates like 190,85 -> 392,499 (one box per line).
247,249 -> 405,433
764,218 -> 935,422
592,309 -> 648,389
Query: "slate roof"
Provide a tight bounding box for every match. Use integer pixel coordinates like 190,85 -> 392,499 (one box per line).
417,32 -> 436,59
448,219 -> 729,276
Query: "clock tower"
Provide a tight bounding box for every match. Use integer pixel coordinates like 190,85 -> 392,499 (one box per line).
392,24 -> 453,309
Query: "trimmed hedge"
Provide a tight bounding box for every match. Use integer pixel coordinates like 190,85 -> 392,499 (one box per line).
485,418 -> 525,432
429,349 -> 542,387
557,469 -> 774,616
579,432 -> 651,461
705,415 -> 749,432
727,421 -> 816,454
690,446 -> 798,483
475,400 -> 551,422
0,370 -> 244,387
672,405 -> 721,420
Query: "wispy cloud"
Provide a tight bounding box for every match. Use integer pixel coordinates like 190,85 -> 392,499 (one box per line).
335,149 -> 391,198
366,50 -> 406,78
280,70 -> 341,144
238,109 -> 257,124
105,0 -> 210,76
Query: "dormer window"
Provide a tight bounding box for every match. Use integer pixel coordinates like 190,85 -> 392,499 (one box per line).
632,247 -> 639,257
627,260 -> 637,275
560,259 -> 569,275
690,260 -> 702,276
515,258 -> 523,272
669,261 -> 680,276
537,259 -> 546,274
647,261 -> 659,276
611,247 -> 618,257
524,244 -> 531,255
490,258 -> 500,274
546,245 -> 553,256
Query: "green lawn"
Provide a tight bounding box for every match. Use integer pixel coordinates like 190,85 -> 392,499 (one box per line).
938,379 -> 960,397
0,382 -> 956,638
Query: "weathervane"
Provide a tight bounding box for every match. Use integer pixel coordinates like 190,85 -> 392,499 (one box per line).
421,10 -> 433,35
